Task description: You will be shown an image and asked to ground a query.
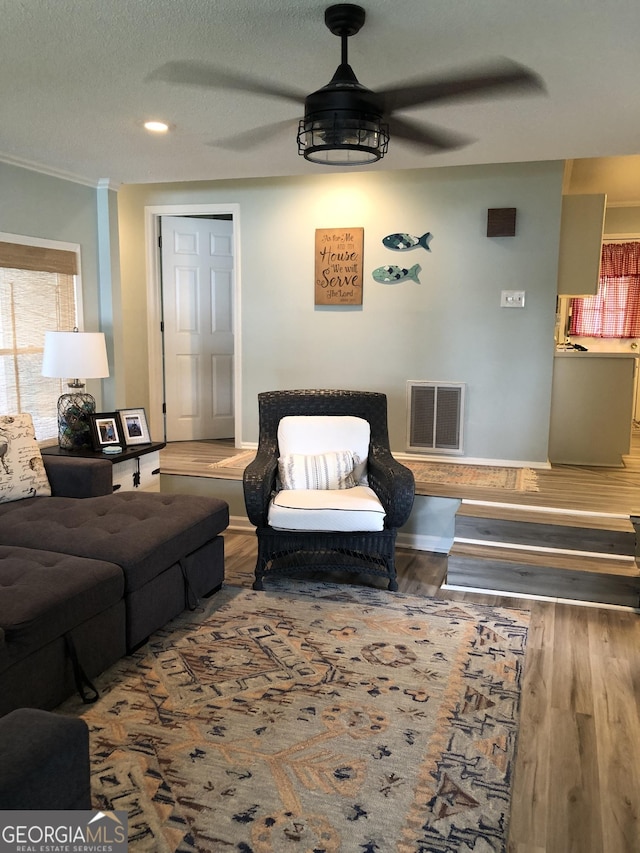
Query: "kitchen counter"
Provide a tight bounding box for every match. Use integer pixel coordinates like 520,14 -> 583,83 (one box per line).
555,350 -> 639,358
549,353 -> 637,466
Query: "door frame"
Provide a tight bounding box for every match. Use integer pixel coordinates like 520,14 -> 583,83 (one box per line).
144,203 -> 242,444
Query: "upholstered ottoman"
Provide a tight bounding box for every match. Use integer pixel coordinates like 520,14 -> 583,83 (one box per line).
0,492 -> 229,650
0,545 -> 125,716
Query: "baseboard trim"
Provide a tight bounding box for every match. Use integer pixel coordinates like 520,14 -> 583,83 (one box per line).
228,516 -> 255,534
397,531 -> 451,553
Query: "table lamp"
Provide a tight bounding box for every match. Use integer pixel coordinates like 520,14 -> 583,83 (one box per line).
42,329 -> 109,449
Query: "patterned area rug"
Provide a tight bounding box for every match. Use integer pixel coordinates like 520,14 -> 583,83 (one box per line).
60,581 -> 529,852
406,462 -> 539,491
211,452 -> 538,491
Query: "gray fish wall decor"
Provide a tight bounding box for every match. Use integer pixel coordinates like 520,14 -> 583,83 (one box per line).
382,232 -> 432,251
372,263 -> 421,284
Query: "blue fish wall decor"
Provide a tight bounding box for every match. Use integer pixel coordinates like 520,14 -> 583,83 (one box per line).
372,263 -> 421,284
382,232 -> 432,252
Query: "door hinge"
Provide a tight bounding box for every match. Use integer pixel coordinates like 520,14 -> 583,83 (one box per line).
160,320 -> 164,333
162,402 -> 166,414
158,235 -> 162,249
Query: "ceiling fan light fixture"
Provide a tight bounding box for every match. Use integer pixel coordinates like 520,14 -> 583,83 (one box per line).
297,113 -> 389,165
144,120 -> 170,133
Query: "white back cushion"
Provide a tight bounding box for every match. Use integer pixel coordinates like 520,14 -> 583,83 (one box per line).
278,416 -> 370,483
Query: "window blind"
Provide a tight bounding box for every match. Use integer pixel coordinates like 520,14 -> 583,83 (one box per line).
0,241 -> 78,275
0,265 -> 77,440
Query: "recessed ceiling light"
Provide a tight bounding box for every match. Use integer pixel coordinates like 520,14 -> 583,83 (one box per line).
144,120 -> 170,133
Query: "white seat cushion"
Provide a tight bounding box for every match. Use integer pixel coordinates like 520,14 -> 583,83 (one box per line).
278,416 -> 369,483
268,486 -> 385,532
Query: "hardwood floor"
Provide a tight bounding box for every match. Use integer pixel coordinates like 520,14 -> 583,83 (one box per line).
510,603 -> 640,853
161,435 -> 640,604
160,432 -> 640,516
161,439 -> 640,850
222,531 -> 640,853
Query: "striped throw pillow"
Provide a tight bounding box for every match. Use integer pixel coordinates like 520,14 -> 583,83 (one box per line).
278,450 -> 358,490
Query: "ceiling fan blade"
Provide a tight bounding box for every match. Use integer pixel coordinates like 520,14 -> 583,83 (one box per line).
388,116 -> 471,151
148,61 -> 307,105
381,59 -> 545,112
209,118 -> 299,151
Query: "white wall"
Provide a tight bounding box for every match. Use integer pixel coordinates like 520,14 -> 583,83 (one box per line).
118,160 -> 564,463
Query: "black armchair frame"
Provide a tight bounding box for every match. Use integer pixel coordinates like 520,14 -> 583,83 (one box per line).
243,389 -> 415,591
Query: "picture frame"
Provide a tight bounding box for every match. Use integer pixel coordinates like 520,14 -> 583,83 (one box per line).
117,407 -> 151,446
89,412 -> 124,451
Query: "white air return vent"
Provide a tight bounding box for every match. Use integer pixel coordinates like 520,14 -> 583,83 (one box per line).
406,381 -> 465,454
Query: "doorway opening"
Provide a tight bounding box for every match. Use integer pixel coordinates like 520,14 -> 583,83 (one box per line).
145,203 -> 241,446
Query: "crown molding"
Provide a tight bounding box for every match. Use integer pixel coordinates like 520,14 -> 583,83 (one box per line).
0,151 -> 106,189
97,177 -> 121,192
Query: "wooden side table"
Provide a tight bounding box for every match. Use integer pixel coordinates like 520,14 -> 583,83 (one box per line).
42,441 -> 166,492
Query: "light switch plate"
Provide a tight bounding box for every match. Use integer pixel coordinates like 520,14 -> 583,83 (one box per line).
500,290 -> 526,308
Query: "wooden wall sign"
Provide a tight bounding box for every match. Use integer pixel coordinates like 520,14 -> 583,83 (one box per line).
315,227 -> 364,305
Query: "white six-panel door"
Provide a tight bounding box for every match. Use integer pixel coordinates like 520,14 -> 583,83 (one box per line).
161,215 -> 234,441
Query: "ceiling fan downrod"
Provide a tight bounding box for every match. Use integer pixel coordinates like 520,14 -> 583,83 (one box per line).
324,3 -> 366,67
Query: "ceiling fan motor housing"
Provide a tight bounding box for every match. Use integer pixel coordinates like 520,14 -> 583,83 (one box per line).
298,54 -> 389,164
304,65 -> 383,123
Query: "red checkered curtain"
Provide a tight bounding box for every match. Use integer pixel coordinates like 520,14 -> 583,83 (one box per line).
569,242 -> 640,337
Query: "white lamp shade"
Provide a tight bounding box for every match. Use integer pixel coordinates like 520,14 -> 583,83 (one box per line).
42,331 -> 109,380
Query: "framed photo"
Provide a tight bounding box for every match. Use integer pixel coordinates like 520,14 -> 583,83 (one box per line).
118,407 -> 151,446
90,412 -> 124,451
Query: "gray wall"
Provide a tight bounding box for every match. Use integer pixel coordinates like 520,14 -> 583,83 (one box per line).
0,158 -> 564,463
0,162 -> 118,408
0,163 -> 100,318
119,160 -> 564,463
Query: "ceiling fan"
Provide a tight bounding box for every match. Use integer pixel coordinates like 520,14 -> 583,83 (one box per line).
150,3 -> 545,166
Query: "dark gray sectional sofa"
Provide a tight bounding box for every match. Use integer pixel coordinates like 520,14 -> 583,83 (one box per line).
0,707 -> 91,810
0,453 -> 229,717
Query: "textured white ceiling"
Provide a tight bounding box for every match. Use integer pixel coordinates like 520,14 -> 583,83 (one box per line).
1,0 -> 639,186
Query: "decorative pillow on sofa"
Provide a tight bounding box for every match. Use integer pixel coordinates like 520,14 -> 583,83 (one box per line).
278,450 -> 358,490
0,414 -> 51,503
